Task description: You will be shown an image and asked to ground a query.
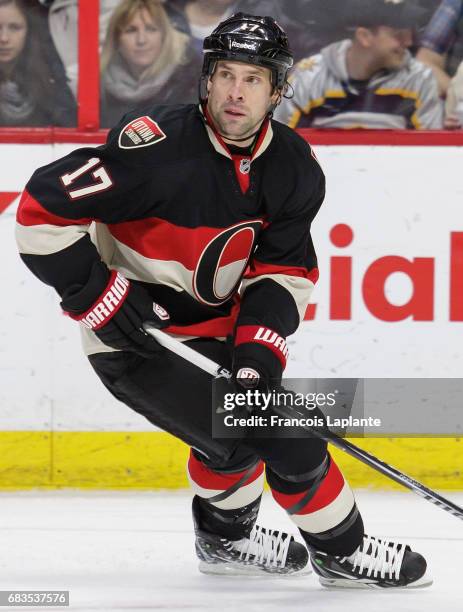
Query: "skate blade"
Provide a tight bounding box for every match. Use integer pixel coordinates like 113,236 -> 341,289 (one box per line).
318,572 -> 433,590
199,560 -> 312,578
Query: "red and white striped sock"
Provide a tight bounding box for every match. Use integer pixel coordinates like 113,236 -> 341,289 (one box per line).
187,450 -> 264,510
269,454 -> 362,554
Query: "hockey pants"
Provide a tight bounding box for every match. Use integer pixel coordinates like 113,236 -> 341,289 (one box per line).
89,339 -> 364,556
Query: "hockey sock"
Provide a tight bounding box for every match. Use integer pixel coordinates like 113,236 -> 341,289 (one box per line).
188,449 -> 264,540
267,453 -> 364,556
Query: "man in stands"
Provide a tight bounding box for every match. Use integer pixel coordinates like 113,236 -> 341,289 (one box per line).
275,0 -> 443,129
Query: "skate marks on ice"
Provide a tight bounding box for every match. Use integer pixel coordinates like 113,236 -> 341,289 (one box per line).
0,490 -> 461,611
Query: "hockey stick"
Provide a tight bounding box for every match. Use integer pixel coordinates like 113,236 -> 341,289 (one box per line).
144,325 -> 463,521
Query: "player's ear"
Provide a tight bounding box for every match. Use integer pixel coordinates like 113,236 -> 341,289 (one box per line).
207,77 -> 213,94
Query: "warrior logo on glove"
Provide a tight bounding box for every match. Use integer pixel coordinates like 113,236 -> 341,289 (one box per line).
74,272 -> 129,330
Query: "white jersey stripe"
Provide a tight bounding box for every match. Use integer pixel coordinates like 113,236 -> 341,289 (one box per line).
242,273 -> 315,322
15,222 -> 89,256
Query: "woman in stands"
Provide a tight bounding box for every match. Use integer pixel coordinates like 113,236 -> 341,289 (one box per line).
0,0 -> 76,126
100,0 -> 201,128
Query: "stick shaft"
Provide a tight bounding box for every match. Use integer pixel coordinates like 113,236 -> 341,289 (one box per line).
313,427 -> 463,519
145,327 -> 463,520
144,325 -> 231,378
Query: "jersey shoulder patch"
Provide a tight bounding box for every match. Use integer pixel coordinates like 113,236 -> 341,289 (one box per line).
118,115 -> 167,150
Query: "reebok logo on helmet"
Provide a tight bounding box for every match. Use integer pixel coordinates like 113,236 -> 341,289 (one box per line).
231,40 -> 258,52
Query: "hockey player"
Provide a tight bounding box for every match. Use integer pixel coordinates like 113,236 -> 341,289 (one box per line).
16,13 -> 431,588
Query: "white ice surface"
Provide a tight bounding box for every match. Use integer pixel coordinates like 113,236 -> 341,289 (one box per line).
1,490 -> 462,612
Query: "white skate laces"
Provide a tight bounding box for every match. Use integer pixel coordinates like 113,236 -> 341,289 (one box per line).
341,535 -> 406,580
223,525 -> 292,568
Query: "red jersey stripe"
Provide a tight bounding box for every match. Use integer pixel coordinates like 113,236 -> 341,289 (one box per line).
166,299 -> 240,338
16,191 -> 93,227
108,218 -> 263,270
245,258 -> 319,283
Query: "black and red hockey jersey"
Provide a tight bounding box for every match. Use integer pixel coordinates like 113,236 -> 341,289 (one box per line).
15,104 -> 325,356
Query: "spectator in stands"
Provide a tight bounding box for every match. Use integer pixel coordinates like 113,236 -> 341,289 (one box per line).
171,0 -> 324,60
100,0 -> 201,128
417,0 -> 463,97
416,1 -> 443,22
45,0 -> 188,99
276,0 -> 396,60
0,0 -> 76,126
171,0 -> 237,53
274,0 -> 443,130
409,1 -> 442,53
172,1 -> 442,61
45,0 -> 120,98
443,58 -> 463,126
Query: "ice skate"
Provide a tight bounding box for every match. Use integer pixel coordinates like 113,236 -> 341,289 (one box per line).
310,534 -> 432,589
195,522 -> 310,576
192,494 -> 309,576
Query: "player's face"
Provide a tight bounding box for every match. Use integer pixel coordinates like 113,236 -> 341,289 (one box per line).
118,8 -> 163,74
0,2 -> 27,65
207,61 -> 279,142
369,26 -> 413,70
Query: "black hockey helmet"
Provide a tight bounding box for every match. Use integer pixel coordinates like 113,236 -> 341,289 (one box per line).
200,12 -> 294,102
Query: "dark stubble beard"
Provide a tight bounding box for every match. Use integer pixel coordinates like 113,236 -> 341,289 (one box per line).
212,107 -> 270,142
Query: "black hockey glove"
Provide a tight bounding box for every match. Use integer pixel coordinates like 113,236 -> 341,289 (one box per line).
232,325 -> 287,393
61,260 -> 170,358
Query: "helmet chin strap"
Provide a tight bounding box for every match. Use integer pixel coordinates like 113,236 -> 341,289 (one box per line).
219,129 -> 261,144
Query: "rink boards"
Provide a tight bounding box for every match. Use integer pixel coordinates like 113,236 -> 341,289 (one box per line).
1,142 -> 462,490
0,431 -> 461,490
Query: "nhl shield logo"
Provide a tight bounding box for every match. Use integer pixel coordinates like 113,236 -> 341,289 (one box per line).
118,116 -> 167,149
239,158 -> 251,174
